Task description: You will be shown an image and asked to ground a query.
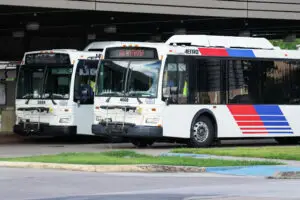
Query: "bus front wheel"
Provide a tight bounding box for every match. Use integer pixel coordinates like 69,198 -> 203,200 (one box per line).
189,116 -> 215,148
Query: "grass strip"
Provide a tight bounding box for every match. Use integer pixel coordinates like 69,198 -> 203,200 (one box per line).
0,150 -> 282,166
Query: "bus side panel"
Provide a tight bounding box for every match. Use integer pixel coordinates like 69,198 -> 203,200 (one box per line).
221,105 -> 300,138
162,105 -> 241,138
162,104 -> 300,139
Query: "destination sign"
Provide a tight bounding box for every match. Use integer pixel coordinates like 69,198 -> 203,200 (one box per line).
25,53 -> 71,65
105,47 -> 158,59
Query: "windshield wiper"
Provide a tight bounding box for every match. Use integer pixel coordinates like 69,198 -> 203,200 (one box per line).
50,93 -> 57,105
136,96 -> 142,104
25,98 -> 31,105
24,94 -> 33,105
102,92 -> 123,103
125,92 -> 144,104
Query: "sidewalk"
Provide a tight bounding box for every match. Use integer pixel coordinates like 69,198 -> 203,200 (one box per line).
161,152 -> 300,178
161,152 -> 300,167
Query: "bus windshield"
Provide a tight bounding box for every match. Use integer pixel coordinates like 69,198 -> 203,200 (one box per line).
96,60 -> 161,98
16,65 -> 73,99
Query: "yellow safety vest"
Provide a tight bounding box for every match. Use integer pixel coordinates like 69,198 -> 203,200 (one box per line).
89,81 -> 95,92
183,81 -> 188,97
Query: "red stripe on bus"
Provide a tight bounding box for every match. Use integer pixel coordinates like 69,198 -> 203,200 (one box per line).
243,132 -> 268,134
237,121 -> 264,126
198,48 -> 229,57
240,127 -> 267,130
234,116 -> 261,121
227,105 -> 258,115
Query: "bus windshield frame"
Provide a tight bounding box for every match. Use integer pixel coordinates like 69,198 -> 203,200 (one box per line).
16,63 -> 73,100
95,59 -> 162,98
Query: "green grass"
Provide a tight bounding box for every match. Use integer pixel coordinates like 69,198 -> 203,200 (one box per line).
0,150 -> 282,167
171,146 -> 300,161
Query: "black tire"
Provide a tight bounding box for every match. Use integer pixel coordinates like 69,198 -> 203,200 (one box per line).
131,139 -> 154,148
275,137 -> 299,145
189,116 -> 215,148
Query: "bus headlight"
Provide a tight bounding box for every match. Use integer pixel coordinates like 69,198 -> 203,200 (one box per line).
59,117 -> 70,123
145,118 -> 160,124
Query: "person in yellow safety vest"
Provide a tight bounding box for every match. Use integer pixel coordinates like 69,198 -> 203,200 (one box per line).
183,80 -> 188,97
89,80 -> 95,93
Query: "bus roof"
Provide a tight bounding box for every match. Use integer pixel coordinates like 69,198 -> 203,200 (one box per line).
167,44 -> 300,60
21,49 -> 101,65
84,41 -> 165,52
101,41 -> 167,58
84,41 -> 124,52
166,35 -> 275,50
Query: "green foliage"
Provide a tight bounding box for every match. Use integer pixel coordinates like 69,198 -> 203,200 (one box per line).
270,39 -> 300,50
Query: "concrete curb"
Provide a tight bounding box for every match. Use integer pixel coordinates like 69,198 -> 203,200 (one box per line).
0,161 -> 207,173
268,171 -> 300,179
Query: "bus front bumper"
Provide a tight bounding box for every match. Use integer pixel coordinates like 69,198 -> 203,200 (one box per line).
13,123 -> 77,136
92,123 -> 163,138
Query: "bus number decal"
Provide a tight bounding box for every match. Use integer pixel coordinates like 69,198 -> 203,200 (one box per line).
185,49 -> 199,55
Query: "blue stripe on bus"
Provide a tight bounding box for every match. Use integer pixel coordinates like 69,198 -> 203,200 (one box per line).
254,105 -> 284,116
263,122 -> 289,126
266,127 -> 292,130
260,116 -> 287,121
226,49 -> 255,58
267,132 -> 294,134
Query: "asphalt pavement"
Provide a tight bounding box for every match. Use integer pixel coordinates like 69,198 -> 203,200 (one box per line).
0,137 -> 299,200
0,167 -> 299,200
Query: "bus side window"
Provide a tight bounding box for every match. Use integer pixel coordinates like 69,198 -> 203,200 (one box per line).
74,60 -> 98,105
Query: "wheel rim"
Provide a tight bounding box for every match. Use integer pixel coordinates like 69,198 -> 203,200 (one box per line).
192,121 -> 209,143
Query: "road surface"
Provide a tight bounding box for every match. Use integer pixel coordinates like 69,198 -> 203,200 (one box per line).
0,167 -> 299,200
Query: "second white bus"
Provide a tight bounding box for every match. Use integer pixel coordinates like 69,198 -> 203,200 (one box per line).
92,35 -> 300,147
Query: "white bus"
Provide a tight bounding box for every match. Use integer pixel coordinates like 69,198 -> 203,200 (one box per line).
14,49 -> 101,137
92,35 -> 300,147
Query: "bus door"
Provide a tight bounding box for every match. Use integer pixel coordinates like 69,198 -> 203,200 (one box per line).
73,59 -> 98,135
162,56 -> 190,138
